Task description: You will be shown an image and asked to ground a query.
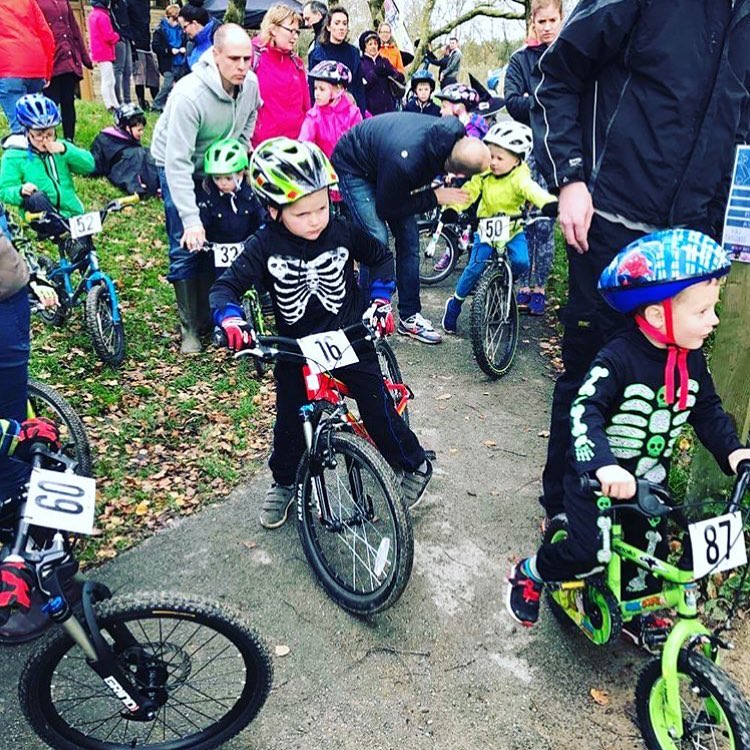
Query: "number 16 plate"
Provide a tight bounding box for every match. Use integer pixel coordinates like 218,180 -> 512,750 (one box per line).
688,511 -> 747,579
23,468 -> 97,535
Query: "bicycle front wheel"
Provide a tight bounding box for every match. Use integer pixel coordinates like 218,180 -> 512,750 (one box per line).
27,379 -> 93,477
297,432 -> 413,616
418,227 -> 458,285
375,338 -> 409,427
19,593 -> 273,750
470,263 -> 519,378
636,650 -> 750,749
85,283 -> 126,367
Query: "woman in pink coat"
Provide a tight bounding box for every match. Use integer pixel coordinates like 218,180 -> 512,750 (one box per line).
299,60 -> 361,158
87,0 -> 120,111
251,4 -> 309,148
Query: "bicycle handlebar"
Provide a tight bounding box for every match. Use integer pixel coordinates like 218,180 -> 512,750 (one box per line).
24,194 -> 140,225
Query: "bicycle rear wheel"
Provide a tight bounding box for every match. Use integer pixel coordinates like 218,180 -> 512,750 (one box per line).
296,431 -> 413,616
85,283 -> 126,367
20,593 -> 273,750
470,262 -> 519,378
418,227 -> 458,285
27,379 -> 93,477
375,338 -> 409,427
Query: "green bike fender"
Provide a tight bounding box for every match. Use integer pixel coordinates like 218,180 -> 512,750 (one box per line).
660,618 -> 712,736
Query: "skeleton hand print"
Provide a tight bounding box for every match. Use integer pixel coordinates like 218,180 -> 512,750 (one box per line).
267,247 -> 349,325
571,366 -> 610,465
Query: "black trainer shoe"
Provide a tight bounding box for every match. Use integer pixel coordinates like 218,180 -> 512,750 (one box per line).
401,459 -> 433,509
506,560 -> 542,627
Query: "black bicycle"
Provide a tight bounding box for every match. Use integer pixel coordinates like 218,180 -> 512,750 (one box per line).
5,441 -> 273,750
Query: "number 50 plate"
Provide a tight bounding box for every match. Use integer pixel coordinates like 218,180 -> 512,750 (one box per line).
688,511 -> 747,579
478,216 -> 510,245
24,468 -> 97,535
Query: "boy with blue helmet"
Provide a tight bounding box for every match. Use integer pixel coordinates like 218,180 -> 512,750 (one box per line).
506,229 -> 750,629
0,94 -> 94,238
404,70 -> 440,117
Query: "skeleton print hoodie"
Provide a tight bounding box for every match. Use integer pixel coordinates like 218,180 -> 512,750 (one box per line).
571,328 -> 741,486
210,215 -> 395,339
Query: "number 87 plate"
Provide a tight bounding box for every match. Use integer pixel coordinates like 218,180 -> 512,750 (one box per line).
23,468 -> 97,536
688,511 -> 748,579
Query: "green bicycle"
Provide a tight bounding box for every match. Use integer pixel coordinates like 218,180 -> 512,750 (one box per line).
545,467 -> 750,749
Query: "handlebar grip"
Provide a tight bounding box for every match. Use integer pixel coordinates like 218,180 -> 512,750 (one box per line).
119,194 -> 140,206
737,459 -> 750,476
25,211 -> 44,222
580,474 -> 602,493
212,327 -> 228,348
541,201 -> 559,219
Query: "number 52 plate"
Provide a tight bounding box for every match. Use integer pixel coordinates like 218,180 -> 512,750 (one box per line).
69,211 -> 103,240
23,468 -> 97,535
688,511 -> 747,579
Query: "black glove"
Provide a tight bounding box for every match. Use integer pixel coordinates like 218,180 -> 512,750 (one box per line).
541,201 -> 558,219
440,208 -> 459,225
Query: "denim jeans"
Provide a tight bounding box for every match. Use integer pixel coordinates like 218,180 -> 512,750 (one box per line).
0,288 -> 31,501
0,78 -> 44,133
337,171 -> 421,320
114,41 -> 133,104
454,231 -> 529,299
158,167 -> 211,281
152,70 -> 175,111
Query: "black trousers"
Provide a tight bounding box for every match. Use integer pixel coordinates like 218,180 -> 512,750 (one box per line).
540,215 -> 644,517
269,349 -> 425,486
45,73 -> 79,142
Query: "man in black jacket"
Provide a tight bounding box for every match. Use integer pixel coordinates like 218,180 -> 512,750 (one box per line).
531,0 -> 750,520
332,113 -> 489,344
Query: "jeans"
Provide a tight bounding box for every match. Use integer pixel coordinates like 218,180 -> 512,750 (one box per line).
0,78 -> 45,133
151,70 -> 175,111
0,288 -> 31,501
540,214 -> 640,517
337,171 -> 421,320
454,232 -> 529,299
113,41 -> 133,104
158,167 -> 211,281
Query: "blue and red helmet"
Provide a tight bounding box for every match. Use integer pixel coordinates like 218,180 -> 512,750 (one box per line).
15,94 -> 61,130
598,229 -> 731,314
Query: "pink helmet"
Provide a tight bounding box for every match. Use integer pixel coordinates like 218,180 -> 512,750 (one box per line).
308,60 -> 352,87
435,83 -> 481,111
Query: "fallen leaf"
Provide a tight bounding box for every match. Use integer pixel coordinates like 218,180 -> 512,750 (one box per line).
242,540 -> 258,549
484,440 -> 497,447
538,430 -> 550,438
134,501 -> 150,516
435,393 -> 453,401
590,688 -> 609,706
275,644 -> 291,657
449,448 -> 458,454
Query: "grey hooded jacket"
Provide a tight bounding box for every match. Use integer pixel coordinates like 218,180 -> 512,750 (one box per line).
150,49 -> 262,229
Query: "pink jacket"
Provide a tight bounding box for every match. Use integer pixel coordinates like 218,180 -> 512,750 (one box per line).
299,95 -> 362,158
251,38 -> 310,147
87,7 -> 119,63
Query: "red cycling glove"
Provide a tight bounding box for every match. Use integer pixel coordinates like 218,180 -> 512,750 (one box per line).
0,556 -> 34,616
18,417 -> 60,452
363,299 -> 395,337
221,316 -> 256,352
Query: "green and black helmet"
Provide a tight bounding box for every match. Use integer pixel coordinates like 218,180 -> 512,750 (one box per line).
248,137 -> 338,207
204,137 -> 249,176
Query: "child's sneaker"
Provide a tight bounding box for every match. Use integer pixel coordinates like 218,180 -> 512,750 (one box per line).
400,459 -> 433,508
621,613 -> 673,654
259,483 -> 294,529
529,292 -> 546,316
506,559 -> 542,627
397,313 -> 442,344
516,289 -> 531,309
433,249 -> 452,271
441,297 -> 462,334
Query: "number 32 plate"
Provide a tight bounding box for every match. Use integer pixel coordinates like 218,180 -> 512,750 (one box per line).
688,511 -> 747,579
23,468 -> 97,535
213,243 -> 243,267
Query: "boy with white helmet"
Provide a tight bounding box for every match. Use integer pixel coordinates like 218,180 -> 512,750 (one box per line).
441,121 -> 556,334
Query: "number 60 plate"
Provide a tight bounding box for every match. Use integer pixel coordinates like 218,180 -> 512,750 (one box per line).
23,468 -> 97,535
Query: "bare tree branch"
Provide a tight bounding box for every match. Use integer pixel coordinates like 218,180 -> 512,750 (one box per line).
426,5 -> 525,44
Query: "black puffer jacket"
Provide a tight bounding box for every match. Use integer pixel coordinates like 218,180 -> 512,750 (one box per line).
504,41 -> 546,126
532,0 -> 750,237
126,0 -> 151,51
332,113 -> 465,221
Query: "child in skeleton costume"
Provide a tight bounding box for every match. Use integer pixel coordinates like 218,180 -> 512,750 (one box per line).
210,138 -> 432,530
506,229 -> 750,633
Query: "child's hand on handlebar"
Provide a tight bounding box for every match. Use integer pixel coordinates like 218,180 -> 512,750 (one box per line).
728,448 -> 750,474
362,299 -> 395,337
17,417 -> 60,455
21,183 -> 38,197
595,464 -> 636,500
221,316 -> 256,351
29,278 -> 59,309
0,556 -> 34,620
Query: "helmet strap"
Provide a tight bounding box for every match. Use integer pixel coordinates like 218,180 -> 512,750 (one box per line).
634,298 -> 690,410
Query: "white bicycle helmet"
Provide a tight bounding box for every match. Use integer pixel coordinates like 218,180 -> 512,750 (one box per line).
484,122 -> 533,160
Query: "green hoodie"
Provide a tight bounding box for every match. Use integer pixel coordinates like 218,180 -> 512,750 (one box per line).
0,135 -> 95,217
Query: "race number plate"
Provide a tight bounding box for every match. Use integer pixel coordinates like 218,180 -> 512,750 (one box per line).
688,511 -> 747,579
69,211 -> 103,240
477,216 -> 510,245
212,243 -> 243,268
298,329 -> 359,374
23,468 -> 97,535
